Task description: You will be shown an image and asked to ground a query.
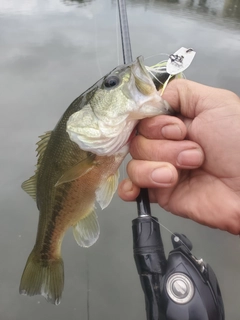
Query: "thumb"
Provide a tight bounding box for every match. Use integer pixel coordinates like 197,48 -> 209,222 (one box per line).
162,79 -> 233,119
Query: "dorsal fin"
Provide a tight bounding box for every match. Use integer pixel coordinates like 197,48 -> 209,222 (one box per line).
22,131 -> 52,200
36,131 -> 52,169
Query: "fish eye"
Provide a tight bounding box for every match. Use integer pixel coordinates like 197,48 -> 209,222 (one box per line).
104,76 -> 120,89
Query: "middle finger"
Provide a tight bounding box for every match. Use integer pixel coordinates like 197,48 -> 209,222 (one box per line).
130,135 -> 204,169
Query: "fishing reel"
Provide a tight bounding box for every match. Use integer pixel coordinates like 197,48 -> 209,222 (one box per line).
161,233 -> 225,320
132,210 -> 225,320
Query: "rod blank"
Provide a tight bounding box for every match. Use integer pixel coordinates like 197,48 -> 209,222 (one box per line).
117,0 -> 133,64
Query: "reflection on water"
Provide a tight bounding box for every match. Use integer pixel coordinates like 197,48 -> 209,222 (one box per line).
223,0 -> 240,18
1,0 -> 240,319
187,0 -> 240,19
63,0 -> 93,6
124,0 -> 240,24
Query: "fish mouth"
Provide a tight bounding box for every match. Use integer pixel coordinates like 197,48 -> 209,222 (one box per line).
131,56 -> 155,96
137,56 -> 150,77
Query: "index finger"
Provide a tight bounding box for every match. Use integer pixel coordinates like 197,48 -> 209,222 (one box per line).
137,115 -> 187,140
162,79 -> 238,118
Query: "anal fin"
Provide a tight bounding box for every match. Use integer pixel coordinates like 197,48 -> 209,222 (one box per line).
73,210 -> 100,248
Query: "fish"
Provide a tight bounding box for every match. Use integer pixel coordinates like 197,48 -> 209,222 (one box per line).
19,56 -> 174,305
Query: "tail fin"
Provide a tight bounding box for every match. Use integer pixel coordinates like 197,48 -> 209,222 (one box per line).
19,248 -> 64,305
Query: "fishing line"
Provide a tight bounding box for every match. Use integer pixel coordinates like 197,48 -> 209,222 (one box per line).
116,3 -> 120,65
116,0 -> 183,239
85,250 -> 90,320
148,215 -> 192,253
94,15 -> 102,77
147,68 -> 165,86
115,1 -> 128,179
144,53 -> 169,61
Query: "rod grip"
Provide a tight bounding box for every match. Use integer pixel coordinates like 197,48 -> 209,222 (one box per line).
132,216 -> 167,320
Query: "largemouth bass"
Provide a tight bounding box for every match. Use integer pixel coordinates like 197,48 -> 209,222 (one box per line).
20,57 -> 173,305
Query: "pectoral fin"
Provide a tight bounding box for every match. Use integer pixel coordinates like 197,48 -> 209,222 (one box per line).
96,170 -> 119,210
55,154 -> 96,187
73,210 -> 100,247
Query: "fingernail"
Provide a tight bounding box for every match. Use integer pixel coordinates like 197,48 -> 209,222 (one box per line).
122,179 -> 133,192
162,124 -> 182,139
177,149 -> 203,167
151,167 -> 173,184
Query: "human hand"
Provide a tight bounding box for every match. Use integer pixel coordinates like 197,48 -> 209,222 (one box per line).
118,79 -> 240,234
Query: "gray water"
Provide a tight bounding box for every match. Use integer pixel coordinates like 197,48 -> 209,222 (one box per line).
1,0 -> 240,319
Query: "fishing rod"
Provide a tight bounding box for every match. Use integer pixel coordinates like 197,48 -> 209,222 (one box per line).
117,0 -> 155,236
117,2 -> 167,317
117,1 -> 225,319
